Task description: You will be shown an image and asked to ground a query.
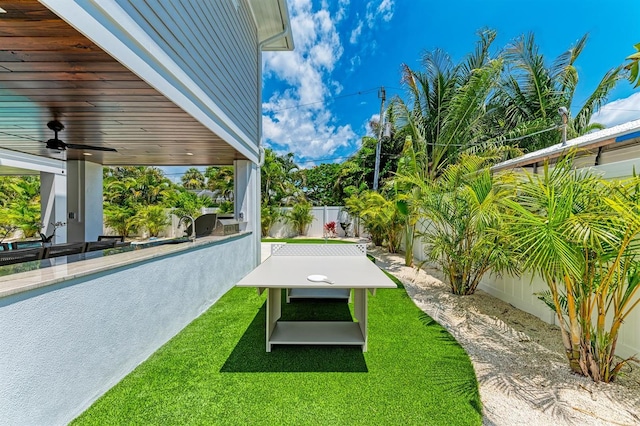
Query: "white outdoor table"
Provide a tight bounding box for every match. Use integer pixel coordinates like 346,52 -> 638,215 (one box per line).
236,244 -> 396,352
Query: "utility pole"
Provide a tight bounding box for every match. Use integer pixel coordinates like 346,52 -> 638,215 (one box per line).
373,86 -> 386,191
559,106 -> 568,146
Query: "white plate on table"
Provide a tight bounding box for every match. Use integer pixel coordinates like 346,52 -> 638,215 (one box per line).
307,274 -> 334,284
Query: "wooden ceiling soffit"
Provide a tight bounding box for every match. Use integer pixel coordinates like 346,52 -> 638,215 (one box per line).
0,0 -> 245,167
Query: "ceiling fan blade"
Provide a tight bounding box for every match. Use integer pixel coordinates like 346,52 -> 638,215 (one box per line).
65,143 -> 118,152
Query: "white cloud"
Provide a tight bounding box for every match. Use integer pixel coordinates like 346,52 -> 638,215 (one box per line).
591,92 -> 640,127
365,0 -> 395,28
350,20 -> 363,44
335,0 -> 350,22
349,55 -> 361,72
262,93 -> 356,161
377,0 -> 394,21
364,113 -> 379,137
262,2 -> 357,162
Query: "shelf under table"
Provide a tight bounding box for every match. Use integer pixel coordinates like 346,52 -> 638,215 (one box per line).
269,321 -> 365,346
288,288 -> 351,300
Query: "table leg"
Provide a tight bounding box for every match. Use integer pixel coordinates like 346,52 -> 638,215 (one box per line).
354,288 -> 368,352
266,287 -> 281,352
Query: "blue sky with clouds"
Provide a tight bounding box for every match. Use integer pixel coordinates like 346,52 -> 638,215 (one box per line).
261,0 -> 640,167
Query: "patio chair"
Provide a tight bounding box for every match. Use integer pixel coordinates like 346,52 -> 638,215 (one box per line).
98,235 -> 124,242
85,240 -> 117,252
43,242 -> 86,259
0,247 -> 44,266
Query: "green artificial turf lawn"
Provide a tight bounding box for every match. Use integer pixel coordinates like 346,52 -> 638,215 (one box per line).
72,271 -> 481,425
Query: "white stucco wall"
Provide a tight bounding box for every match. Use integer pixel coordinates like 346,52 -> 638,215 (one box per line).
0,233 -> 254,425
66,160 -> 104,242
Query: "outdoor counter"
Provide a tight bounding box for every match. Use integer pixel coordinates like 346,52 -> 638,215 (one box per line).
1,231 -> 257,425
0,232 -> 251,298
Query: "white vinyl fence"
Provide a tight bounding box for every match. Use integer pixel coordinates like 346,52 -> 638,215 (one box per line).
267,206 -> 363,239
409,218 -> 640,360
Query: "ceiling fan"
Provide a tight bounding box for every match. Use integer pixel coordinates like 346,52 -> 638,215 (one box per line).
45,120 -> 117,152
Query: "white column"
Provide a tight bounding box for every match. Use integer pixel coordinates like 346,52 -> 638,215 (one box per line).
40,172 -> 67,244
234,159 -> 260,266
66,160 -> 104,242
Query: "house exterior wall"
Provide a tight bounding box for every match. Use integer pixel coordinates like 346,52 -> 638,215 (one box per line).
66,160 -> 103,243
113,0 -> 259,146
0,234 -> 254,425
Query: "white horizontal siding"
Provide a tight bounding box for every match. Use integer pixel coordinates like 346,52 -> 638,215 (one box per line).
115,0 -> 259,144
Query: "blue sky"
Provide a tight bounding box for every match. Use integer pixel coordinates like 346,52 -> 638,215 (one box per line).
261,0 -> 640,167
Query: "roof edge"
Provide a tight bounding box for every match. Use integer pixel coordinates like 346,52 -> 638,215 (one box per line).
492,119 -> 640,172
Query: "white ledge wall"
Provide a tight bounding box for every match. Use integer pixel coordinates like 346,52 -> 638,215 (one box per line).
0,234 -> 254,425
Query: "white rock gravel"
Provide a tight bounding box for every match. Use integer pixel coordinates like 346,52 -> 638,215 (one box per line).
368,247 -> 640,426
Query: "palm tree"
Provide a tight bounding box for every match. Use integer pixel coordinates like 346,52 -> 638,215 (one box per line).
492,33 -> 621,151
625,42 -> 640,87
261,148 -> 298,205
205,166 -> 234,202
181,167 -> 205,190
503,156 -> 640,382
104,166 -> 172,206
392,29 -> 502,180
163,188 -> 211,219
284,201 -> 314,236
393,135 -> 426,266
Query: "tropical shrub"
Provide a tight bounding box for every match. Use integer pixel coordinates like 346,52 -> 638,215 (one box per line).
504,157 -> 640,382
0,222 -> 17,243
261,204 -> 281,237
404,155 -> 517,295
133,205 -> 170,238
285,201 -> 314,236
104,204 -> 137,237
323,221 -> 337,238
359,191 -> 403,252
0,176 -> 41,238
6,199 -> 40,238
344,193 -> 366,238
217,201 -> 234,214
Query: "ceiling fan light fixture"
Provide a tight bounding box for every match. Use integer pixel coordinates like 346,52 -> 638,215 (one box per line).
43,120 -> 117,153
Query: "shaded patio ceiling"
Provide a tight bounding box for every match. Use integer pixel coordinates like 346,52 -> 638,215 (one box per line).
0,0 -> 245,169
